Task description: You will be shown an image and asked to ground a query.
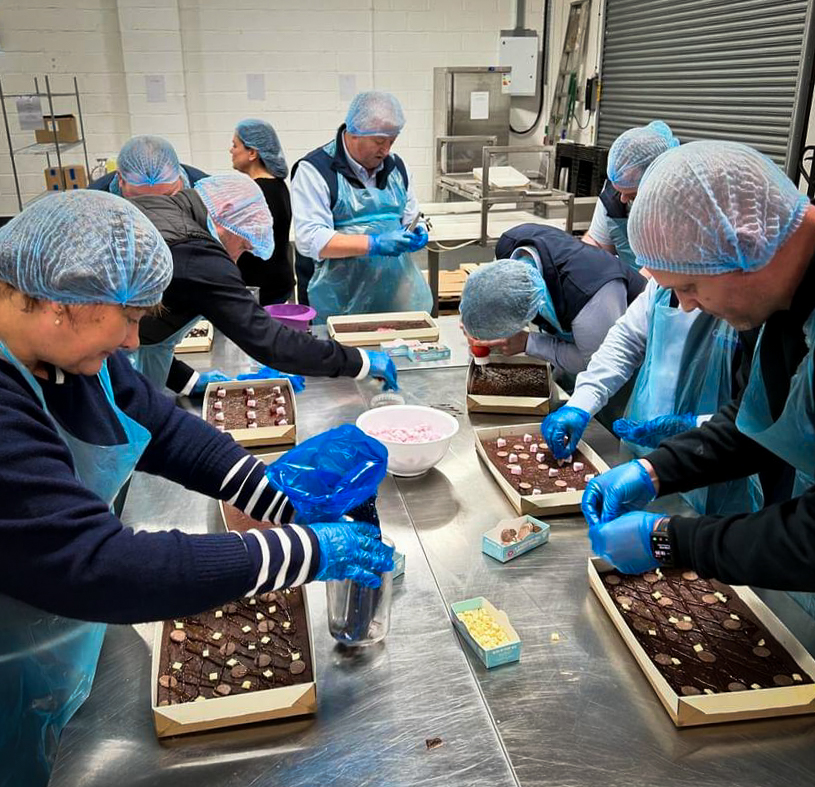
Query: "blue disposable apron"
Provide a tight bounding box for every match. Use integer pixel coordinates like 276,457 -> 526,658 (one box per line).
308,144 -> 433,322
127,315 -> 200,390
0,344 -> 151,787
624,287 -> 763,515
736,309 -> 815,616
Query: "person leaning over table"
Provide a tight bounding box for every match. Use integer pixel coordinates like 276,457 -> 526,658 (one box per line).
230,117 -> 295,305
88,134 -> 208,197
128,172 -> 397,395
290,90 -> 431,318
583,121 -> 679,270
0,191 -> 393,787
581,141 -> 815,612
459,223 -> 645,386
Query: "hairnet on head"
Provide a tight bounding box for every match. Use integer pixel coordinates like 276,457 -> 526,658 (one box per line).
461,260 -> 547,340
236,118 -> 288,179
113,135 -> 188,190
194,173 -> 274,260
0,190 -> 172,307
629,140 -> 810,275
607,121 -> 680,190
345,91 -> 405,137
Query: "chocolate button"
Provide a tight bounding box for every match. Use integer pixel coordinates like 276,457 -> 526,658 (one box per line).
215,684 -> 232,696
258,620 -> 271,633
604,575 -> 621,586
257,654 -> 272,668
657,597 -> 673,607
773,674 -> 793,686
224,604 -> 238,614
290,660 -> 306,675
698,651 -> 716,664
722,619 -> 741,631
701,594 -> 718,605
654,653 -> 673,666
681,685 -> 702,696
681,571 -> 699,581
159,674 -> 178,688
219,642 -> 237,656
753,646 -> 771,658
728,682 -> 747,692
675,621 -> 694,631
169,630 -> 187,643
643,573 -> 660,584
616,596 -> 634,607
231,664 -> 248,679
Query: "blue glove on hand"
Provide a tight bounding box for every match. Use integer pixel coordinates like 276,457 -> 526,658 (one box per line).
588,511 -> 664,575
369,229 -> 415,257
192,369 -> 231,395
407,225 -> 429,252
581,460 -> 657,529
613,413 -> 697,449
367,350 -> 399,391
541,406 -> 591,460
311,521 -> 394,587
236,366 -> 306,392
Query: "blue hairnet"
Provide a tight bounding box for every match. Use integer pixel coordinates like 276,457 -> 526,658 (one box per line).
629,141 -> 810,275
607,121 -> 680,190
461,259 -> 555,340
345,91 -> 405,136
236,118 -> 288,179
0,190 -> 172,306
114,135 -> 187,188
194,173 -> 274,260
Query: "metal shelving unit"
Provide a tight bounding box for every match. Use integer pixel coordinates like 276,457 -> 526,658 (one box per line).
0,75 -> 91,212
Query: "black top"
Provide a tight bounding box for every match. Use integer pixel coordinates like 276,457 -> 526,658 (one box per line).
650,253 -> 815,590
237,177 -> 294,305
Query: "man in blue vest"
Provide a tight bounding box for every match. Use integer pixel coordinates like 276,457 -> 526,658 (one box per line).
290,91 -> 431,319
583,121 -> 679,270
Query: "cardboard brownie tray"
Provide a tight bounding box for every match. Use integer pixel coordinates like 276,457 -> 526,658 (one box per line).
202,379 -> 296,448
466,355 -> 557,416
326,310 -> 439,347
474,422 -> 610,516
175,320 -> 214,353
588,558 -> 815,727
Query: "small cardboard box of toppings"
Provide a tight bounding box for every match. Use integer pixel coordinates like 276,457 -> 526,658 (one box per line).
451,597 -> 521,668
202,379 -> 296,448
482,515 -> 550,563
175,320 -> 214,353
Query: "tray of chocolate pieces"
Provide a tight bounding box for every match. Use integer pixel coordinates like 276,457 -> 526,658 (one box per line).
474,423 -> 609,516
151,586 -> 317,737
327,310 -> 439,347
466,355 -> 558,415
588,558 -> 815,727
202,379 -> 296,448
175,320 -> 214,353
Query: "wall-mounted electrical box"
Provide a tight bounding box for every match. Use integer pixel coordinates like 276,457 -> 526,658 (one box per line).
499,31 -> 539,97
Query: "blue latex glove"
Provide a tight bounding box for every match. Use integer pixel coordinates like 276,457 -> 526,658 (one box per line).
367,350 -> 399,391
236,365 -> 306,392
613,413 -> 697,449
311,521 -> 394,587
588,511 -> 664,575
581,460 -> 657,529
369,228 -> 415,257
192,369 -> 231,395
541,406 -> 591,460
407,225 -> 429,252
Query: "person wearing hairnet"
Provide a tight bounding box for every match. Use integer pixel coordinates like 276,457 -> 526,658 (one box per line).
129,173 -> 398,395
88,134 -> 208,197
581,141 -> 815,608
0,191 -> 393,787
583,121 -> 680,269
460,224 -> 645,384
231,118 -> 295,305
290,91 -> 431,318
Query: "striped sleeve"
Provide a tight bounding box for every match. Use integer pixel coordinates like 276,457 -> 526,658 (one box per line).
219,455 -> 295,524
242,526 -> 320,594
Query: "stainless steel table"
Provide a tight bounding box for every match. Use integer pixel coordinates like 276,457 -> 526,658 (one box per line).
51,329 -> 815,787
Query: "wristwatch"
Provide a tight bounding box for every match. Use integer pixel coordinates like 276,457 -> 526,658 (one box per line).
650,517 -> 674,567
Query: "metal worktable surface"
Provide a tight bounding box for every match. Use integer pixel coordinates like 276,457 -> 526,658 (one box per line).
52,323 -> 815,787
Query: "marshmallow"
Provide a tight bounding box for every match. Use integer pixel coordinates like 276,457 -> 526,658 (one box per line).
548,468 -> 559,477
496,437 -> 507,448
275,396 -> 286,405
532,488 -> 542,495
216,424 -> 225,432
510,466 -> 522,476
536,453 -> 546,463
523,433 -> 533,443
215,412 -> 225,422
246,398 -> 257,408
566,486 -> 577,492
508,453 -> 518,464
529,443 -> 538,453
244,387 -> 255,396
216,388 -> 227,398
584,473 -> 595,482
248,422 -> 258,429
213,401 -> 223,411
246,410 -> 257,420
573,462 -> 584,472
275,406 -> 286,415
272,385 -> 281,394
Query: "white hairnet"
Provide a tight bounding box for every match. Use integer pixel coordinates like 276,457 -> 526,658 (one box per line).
629,141 -> 810,275
0,190 -> 172,306
345,91 -> 405,137
607,121 -> 680,190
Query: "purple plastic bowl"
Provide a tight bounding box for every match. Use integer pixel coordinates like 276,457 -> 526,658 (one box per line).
263,303 -> 317,331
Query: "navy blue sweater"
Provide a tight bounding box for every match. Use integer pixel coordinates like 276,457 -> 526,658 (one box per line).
0,352 -> 318,624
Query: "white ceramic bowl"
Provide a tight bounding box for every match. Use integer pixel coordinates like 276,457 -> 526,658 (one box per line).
356,404 -> 459,477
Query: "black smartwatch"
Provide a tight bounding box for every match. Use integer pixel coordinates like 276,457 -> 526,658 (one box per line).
650,517 -> 675,567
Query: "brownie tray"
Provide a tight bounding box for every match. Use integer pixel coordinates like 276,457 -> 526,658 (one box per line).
466,355 -> 558,415
175,320 -> 213,353
326,311 -> 439,347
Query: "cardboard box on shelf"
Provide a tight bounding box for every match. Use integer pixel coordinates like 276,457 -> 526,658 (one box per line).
62,164 -> 87,189
44,167 -> 66,191
34,114 -> 80,144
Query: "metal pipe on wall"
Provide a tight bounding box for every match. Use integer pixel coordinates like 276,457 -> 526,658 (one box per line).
515,0 -> 526,30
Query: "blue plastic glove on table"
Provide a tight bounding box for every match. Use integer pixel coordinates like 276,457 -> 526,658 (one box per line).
407,225 -> 429,252
311,521 -> 394,587
588,511 -> 664,575
541,406 -> 590,460
613,413 -> 697,449
581,460 -> 657,529
236,366 -> 306,392
368,228 -> 416,257
192,369 -> 231,395
367,350 -> 399,391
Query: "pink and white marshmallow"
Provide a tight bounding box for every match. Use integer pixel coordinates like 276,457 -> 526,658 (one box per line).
548,468 -> 559,477
496,437 -> 507,448
507,453 -> 518,464
510,466 -> 522,476
572,462 -> 584,472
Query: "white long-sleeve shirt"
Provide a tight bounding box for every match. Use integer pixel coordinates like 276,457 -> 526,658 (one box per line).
291,134 -> 421,261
